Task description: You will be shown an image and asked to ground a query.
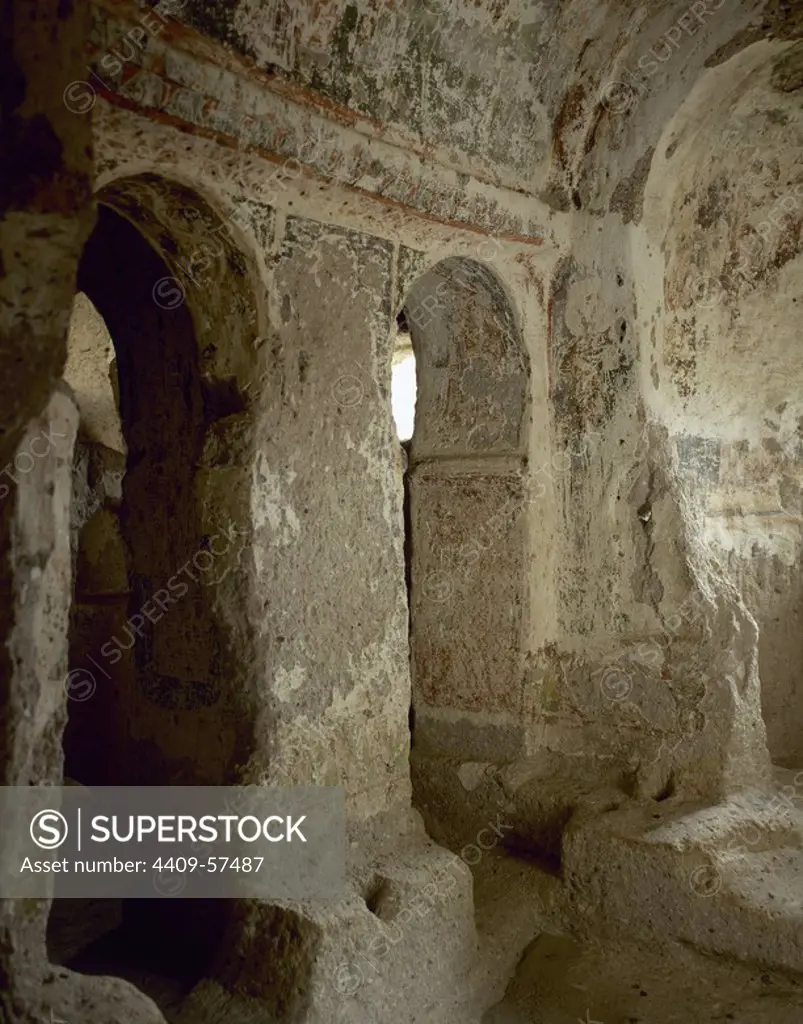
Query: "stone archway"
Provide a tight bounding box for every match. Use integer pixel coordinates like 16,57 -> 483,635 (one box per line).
45,175 -> 262,1014
73,177 -> 261,788
401,256 -> 531,762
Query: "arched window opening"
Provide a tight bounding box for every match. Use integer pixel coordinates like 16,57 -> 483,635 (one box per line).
391,310 -> 417,443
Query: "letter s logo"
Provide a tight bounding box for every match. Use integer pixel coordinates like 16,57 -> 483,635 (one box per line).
151,276 -> 185,310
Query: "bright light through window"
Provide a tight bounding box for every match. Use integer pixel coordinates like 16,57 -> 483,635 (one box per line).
391,351 -> 416,441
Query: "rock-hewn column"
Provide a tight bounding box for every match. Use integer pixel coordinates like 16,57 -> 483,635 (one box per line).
251,215 -> 411,821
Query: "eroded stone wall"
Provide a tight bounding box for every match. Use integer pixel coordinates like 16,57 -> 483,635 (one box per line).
641,40 -> 803,771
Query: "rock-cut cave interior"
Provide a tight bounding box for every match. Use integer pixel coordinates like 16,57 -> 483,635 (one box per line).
1,0 -> 803,1021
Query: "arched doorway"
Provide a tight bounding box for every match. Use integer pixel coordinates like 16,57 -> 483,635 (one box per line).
47,177 -> 261,1014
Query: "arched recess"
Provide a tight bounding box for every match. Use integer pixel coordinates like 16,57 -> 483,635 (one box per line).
402,257 -> 531,759
639,40 -> 803,770
47,174 -> 262,1005
75,174 -> 261,786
